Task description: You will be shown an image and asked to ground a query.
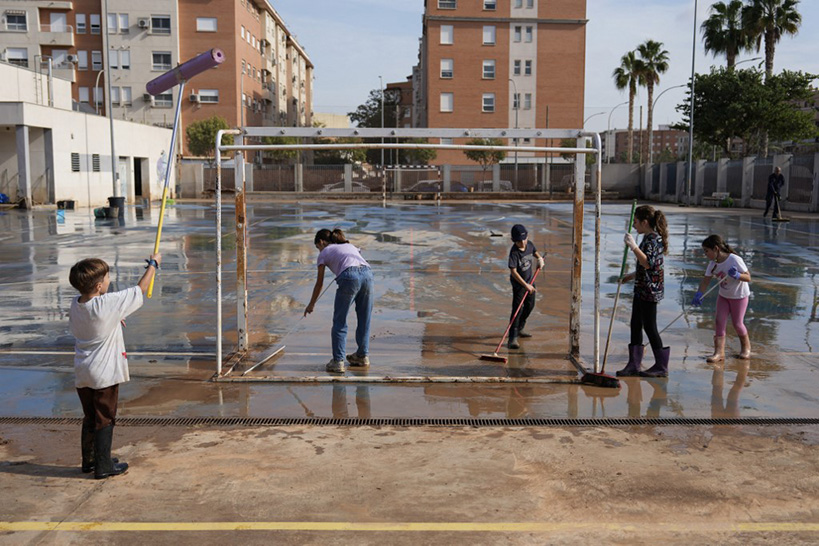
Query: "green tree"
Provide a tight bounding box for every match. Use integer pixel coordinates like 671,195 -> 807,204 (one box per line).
186,116 -> 231,164
464,138 -> 506,178
560,138 -> 595,166
636,40 -> 670,162
701,1 -> 752,69
261,136 -> 300,163
612,50 -> 644,164
675,67 -> 816,156
348,88 -> 400,165
742,0 -> 802,157
401,138 -> 437,165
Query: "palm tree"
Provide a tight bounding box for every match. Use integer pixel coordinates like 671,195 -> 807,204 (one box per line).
743,0 -> 802,79
636,40 -> 669,163
701,1 -> 751,69
612,51 -> 644,164
743,0 -> 801,156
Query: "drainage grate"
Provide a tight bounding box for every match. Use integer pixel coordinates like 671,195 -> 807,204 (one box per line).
1,416 -> 818,427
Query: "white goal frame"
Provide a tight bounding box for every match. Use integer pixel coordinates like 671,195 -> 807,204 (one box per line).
213,127 -> 604,379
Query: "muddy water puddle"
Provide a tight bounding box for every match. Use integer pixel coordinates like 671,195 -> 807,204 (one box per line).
0,202 -> 817,418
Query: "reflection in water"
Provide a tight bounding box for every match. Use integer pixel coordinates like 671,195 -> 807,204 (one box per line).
331,385 -> 371,418
711,362 -> 749,419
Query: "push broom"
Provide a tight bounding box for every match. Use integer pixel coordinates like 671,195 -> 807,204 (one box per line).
479,265 -> 543,364
586,199 -> 638,387
772,193 -> 790,223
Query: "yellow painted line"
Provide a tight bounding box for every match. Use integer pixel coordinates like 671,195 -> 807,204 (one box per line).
0,522 -> 818,533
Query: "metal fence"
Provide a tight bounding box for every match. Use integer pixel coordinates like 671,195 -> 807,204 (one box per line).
703,161 -> 718,196
727,159 -> 743,197
789,154 -> 814,204
752,157 -> 773,199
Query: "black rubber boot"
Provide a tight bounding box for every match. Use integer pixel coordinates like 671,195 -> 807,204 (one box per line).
93,425 -> 128,479
639,346 -> 670,378
81,420 -> 95,473
616,344 -> 644,377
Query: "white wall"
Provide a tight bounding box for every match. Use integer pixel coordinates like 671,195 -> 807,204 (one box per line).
0,61 -> 73,110
0,102 -> 173,207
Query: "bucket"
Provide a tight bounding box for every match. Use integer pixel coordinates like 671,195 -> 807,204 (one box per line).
108,196 -> 125,218
104,206 -> 119,218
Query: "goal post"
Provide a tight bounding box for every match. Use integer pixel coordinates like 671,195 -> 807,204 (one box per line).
213,127 -> 604,378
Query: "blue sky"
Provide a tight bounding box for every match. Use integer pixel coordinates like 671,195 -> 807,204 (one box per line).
273,0 -> 819,133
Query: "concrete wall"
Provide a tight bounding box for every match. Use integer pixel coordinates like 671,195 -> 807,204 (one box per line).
0,61 -> 73,109
0,101 -> 172,207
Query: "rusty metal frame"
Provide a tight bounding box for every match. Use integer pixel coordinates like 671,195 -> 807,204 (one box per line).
214,127 -> 603,379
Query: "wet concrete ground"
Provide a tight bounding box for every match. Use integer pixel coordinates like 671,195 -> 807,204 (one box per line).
0,201 -> 818,419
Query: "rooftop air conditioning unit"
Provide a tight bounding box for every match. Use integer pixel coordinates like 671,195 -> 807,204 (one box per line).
143,93 -> 154,106
189,93 -> 200,103
66,54 -> 79,63
138,18 -> 150,29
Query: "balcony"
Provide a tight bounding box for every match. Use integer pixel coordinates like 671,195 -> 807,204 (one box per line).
39,24 -> 74,47
52,64 -> 76,83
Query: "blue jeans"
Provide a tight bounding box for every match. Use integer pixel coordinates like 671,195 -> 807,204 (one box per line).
331,266 -> 374,362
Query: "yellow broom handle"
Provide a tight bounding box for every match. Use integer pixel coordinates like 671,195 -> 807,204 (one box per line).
146,185 -> 170,299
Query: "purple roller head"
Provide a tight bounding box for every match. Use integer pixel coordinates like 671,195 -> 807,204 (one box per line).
146,48 -> 225,95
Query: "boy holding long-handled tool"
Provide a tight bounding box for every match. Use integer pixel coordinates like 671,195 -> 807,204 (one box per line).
507,224 -> 545,350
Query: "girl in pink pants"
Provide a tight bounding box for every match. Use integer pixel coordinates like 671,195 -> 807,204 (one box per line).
691,235 -> 752,361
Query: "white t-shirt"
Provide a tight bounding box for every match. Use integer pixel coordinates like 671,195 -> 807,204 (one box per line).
706,253 -> 751,299
317,243 -> 369,276
69,286 -> 144,389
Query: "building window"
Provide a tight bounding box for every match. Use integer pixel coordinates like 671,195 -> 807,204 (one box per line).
199,89 -> 219,103
109,49 -> 118,69
513,60 -> 521,76
482,60 -> 495,79
524,93 -> 532,109
240,25 -> 245,39
120,50 -> 130,69
152,52 -> 172,71
110,86 -> 120,105
76,14 -> 86,34
514,26 -> 521,42
93,87 -> 103,105
78,87 -> 89,103
440,58 -> 453,79
107,13 -> 117,33
71,153 -> 80,172
77,50 -> 88,70
196,17 -> 217,32
527,0 -> 534,7
90,14 -> 101,34
525,26 -> 533,42
482,26 -> 495,45
514,0 -> 522,7
151,15 -> 171,35
4,47 -> 25,65
155,93 -> 172,107
122,87 -> 132,105
91,51 -> 102,70
524,60 -> 532,75
438,0 -> 456,8
440,25 -> 453,45
440,92 -> 453,112
119,14 -> 129,33
482,93 -> 495,113
92,154 -> 101,172
6,12 -> 27,32
512,93 -> 519,109
483,0 -> 496,10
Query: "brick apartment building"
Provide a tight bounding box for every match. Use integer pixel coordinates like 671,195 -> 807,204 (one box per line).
386,78 -> 414,129
612,125 -> 689,163
416,0 -> 587,165
0,0 -> 312,155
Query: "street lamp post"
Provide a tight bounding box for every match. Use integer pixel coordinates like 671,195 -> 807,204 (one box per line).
379,75 -> 384,168
686,0 -> 698,207
583,112 -> 605,127
734,56 -> 762,68
102,0 -> 120,199
94,69 -> 104,115
508,78 -> 518,187
606,101 -> 628,163
648,83 -> 686,164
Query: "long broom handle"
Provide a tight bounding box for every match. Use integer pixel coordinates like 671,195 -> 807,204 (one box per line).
644,280 -> 729,346
147,81 -> 186,299
492,265 -> 543,355
601,200 -> 637,372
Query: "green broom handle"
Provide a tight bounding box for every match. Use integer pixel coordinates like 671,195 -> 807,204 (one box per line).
619,200 -> 638,279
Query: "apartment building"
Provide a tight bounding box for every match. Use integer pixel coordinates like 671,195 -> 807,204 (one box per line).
418,0 -> 587,164
386,78 -> 414,129
613,125 -> 689,163
0,0 -> 313,155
